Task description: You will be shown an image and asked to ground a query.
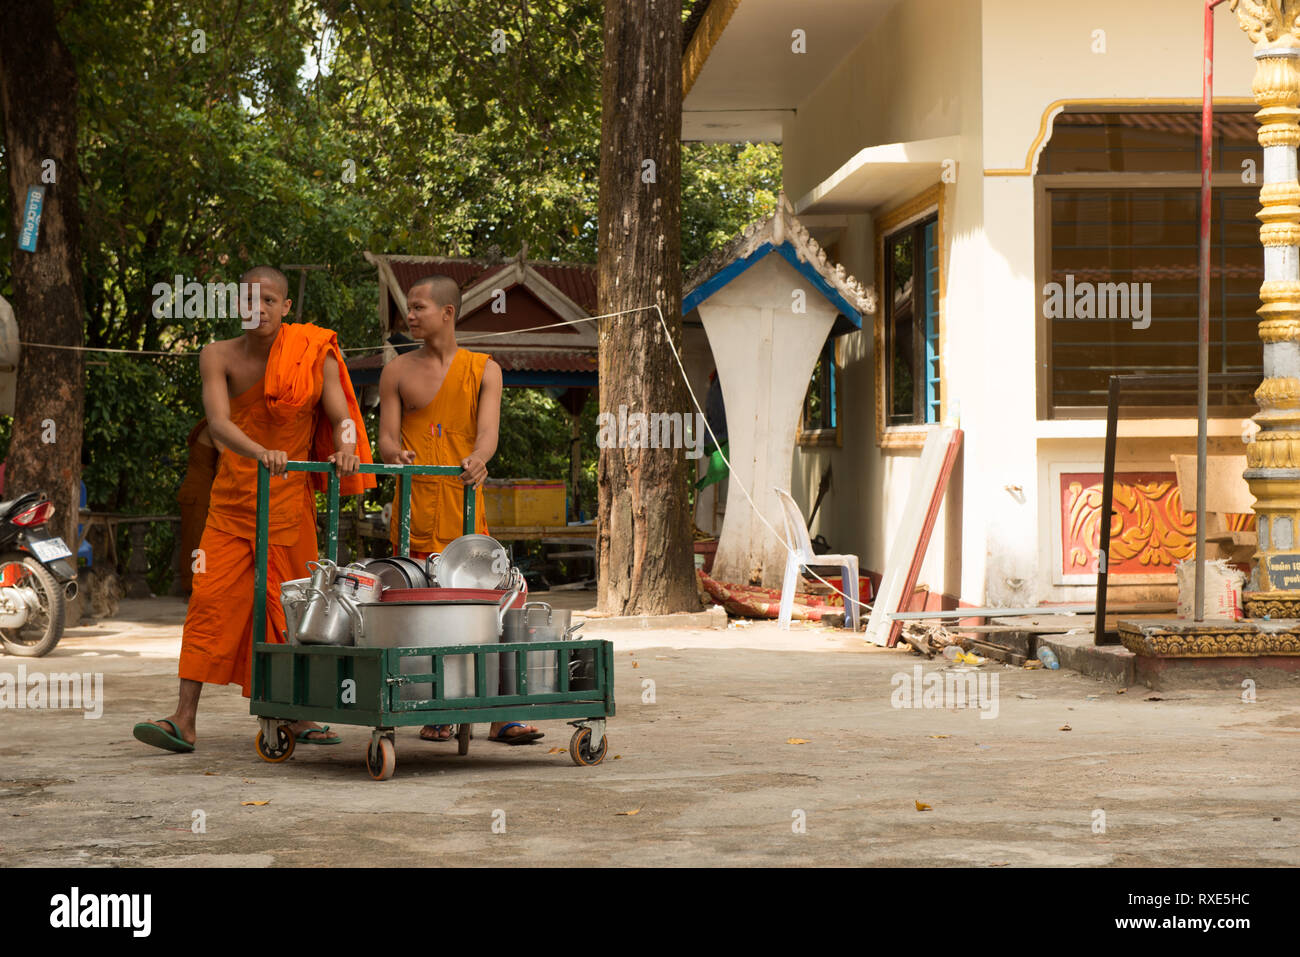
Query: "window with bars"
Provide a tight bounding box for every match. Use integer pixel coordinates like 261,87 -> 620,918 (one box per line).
1039,109 -> 1263,416
885,214 -> 941,426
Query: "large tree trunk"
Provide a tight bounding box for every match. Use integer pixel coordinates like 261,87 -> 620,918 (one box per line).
0,0 -> 86,548
596,0 -> 697,615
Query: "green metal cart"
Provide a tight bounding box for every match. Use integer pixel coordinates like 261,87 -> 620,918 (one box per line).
249,461 -> 615,780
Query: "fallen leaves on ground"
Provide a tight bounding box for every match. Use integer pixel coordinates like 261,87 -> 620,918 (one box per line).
1016,693 -> 1037,699
1116,688 -> 1126,695
1059,724 -> 1072,732
203,771 -> 219,776
546,747 -> 566,755
632,661 -> 639,669
240,801 -> 270,807
786,737 -> 810,745
991,861 -> 1009,867
927,734 -> 949,739
616,808 -> 641,816
915,800 -> 933,812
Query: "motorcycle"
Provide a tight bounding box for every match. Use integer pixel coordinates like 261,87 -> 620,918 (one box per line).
0,490 -> 78,657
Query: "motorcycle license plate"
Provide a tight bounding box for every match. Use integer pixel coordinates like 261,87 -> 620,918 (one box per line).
29,537 -> 72,562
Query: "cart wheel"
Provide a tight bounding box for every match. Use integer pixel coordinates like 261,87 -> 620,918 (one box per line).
366,737 -> 396,780
569,728 -> 607,767
255,726 -> 295,763
457,723 -> 471,756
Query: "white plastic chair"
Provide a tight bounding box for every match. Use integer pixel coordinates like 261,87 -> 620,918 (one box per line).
773,487 -> 860,631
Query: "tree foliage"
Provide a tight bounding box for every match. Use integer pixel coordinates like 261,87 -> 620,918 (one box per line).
0,0 -> 780,587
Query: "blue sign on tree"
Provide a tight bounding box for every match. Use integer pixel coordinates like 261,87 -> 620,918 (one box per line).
18,186 -> 45,252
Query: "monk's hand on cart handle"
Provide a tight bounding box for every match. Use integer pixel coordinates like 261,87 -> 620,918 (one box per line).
258,448 -> 289,476
460,455 -> 487,487
329,449 -> 361,476
397,449 -> 417,466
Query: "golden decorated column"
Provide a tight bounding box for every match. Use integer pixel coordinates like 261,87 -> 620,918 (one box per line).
1235,2 -> 1300,616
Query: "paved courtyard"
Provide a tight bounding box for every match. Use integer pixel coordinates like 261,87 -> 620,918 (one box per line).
1,598 -> 1297,867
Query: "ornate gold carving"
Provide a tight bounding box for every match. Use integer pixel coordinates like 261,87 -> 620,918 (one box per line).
1120,623 -> 1300,656
1064,478 -> 1194,571
1257,317 -> 1300,340
1232,0 -> 1300,46
1245,595 -> 1300,618
1255,376 -> 1300,407
1245,431 -> 1300,466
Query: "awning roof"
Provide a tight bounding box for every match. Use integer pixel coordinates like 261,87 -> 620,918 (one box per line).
683,193 -> 876,329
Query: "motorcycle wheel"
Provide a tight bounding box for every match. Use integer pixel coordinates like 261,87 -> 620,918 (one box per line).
0,553 -> 66,657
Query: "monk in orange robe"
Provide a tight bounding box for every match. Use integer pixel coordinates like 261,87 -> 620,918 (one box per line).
377,274 -> 539,744
134,265 -> 375,753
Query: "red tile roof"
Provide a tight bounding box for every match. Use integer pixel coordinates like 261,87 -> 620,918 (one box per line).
383,258 -> 596,313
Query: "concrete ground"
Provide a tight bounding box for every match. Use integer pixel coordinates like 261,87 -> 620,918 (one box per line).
2,596 -> 1298,867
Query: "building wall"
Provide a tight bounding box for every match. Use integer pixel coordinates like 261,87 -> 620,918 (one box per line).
789,0 -> 982,605
786,0 -> 1260,605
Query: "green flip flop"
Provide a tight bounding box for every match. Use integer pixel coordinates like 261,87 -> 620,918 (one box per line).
295,724 -> 341,745
133,718 -> 195,753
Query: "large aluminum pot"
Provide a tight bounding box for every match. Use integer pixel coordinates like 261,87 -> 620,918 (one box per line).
500,602 -> 585,694
357,573 -> 522,700
426,534 -> 512,589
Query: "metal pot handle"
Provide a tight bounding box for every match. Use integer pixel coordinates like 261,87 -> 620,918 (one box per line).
335,592 -> 364,638
496,569 -> 524,633
522,601 -> 552,625
563,621 -> 585,639
424,553 -> 442,586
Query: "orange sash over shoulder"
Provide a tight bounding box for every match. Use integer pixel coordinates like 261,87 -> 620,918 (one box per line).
206,323 -> 375,545
266,322 -> 377,498
389,348 -> 490,554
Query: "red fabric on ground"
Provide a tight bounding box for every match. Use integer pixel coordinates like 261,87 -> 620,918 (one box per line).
696,569 -> 867,621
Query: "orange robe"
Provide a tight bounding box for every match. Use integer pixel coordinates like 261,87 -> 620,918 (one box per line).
389,348 -> 490,558
176,421 -> 218,595
179,323 -> 375,696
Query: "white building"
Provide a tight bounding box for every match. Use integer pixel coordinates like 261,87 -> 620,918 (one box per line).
682,0 -> 1261,609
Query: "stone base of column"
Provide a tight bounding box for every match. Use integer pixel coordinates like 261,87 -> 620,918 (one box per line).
1119,618 -> 1300,656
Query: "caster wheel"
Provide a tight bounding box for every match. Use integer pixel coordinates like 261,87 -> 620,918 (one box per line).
569,728 -> 607,767
255,726 -> 295,763
457,723 -> 471,756
366,737 -> 396,780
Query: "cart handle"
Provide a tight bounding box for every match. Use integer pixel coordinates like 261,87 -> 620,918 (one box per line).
252,460 -> 478,656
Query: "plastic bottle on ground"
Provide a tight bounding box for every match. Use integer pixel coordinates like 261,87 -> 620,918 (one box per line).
1036,645 -> 1060,670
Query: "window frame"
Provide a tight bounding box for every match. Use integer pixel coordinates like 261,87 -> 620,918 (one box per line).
874,183 -> 946,450
797,337 -> 842,448
1034,170 -> 1263,419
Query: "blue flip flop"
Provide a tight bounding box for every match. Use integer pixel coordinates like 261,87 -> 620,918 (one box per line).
295,724 -> 341,745
489,722 -> 544,745
133,718 -> 195,753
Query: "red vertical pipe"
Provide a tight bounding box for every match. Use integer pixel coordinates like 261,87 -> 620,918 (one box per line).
1196,0 -> 1229,621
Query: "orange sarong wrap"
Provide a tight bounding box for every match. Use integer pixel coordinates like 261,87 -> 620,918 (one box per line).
389,348 -> 490,556
176,420 -> 218,595
179,323 -> 376,696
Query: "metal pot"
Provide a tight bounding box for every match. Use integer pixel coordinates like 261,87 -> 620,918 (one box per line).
357,557 -> 424,591
500,602 -> 585,694
296,560 -> 362,646
357,572 -> 522,700
279,577 -> 312,643
427,534 -> 512,589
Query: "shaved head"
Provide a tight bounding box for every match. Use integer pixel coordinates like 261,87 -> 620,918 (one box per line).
409,274 -> 461,322
241,265 -> 290,298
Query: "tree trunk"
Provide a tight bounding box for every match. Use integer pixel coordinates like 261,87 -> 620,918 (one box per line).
596,0 -> 697,615
0,0 -> 86,547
